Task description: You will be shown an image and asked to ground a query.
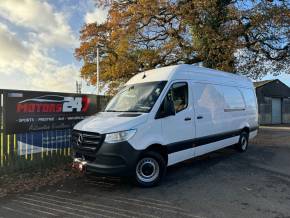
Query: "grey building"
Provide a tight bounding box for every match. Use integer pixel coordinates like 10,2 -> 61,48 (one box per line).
254,79 -> 290,125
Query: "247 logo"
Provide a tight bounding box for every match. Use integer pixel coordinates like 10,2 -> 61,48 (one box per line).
16,95 -> 90,113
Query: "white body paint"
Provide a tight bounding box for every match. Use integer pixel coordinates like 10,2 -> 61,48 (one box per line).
74,64 -> 258,167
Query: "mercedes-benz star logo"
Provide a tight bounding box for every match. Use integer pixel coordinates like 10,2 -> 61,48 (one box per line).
77,134 -> 83,146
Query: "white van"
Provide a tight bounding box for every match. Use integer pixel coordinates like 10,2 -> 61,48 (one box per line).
72,64 -> 258,187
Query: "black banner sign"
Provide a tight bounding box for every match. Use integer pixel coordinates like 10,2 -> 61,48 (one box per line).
3,90 -> 99,134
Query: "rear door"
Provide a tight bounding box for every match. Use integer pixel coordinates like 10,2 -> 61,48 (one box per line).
272,98 -> 282,124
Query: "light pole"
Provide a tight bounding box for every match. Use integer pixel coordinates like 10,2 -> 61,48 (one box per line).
76,80 -> 82,94
96,46 -> 100,95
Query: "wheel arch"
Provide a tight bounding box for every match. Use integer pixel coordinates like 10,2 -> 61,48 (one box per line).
241,126 -> 250,134
143,144 -> 168,165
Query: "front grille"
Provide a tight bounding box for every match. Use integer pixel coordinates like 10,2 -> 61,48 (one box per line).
72,130 -> 104,153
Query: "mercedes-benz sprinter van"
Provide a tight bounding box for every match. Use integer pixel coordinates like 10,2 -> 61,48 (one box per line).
72,64 -> 258,187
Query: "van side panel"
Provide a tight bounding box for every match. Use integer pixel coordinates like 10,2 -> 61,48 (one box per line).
191,82 -> 258,158
167,82 -> 258,166
192,82 -> 226,137
240,88 -> 259,133
167,134 -> 240,166
195,136 -> 239,161
220,86 -> 248,133
168,148 -> 195,166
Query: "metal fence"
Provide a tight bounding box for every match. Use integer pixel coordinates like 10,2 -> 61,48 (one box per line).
0,89 -> 110,173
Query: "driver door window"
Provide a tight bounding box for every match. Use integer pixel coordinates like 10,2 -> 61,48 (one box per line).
171,82 -> 188,113
157,82 -> 188,118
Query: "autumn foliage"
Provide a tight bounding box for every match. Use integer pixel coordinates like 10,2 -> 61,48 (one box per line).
75,0 -> 290,94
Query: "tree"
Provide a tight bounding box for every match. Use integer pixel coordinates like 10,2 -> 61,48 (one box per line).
75,0 -> 290,94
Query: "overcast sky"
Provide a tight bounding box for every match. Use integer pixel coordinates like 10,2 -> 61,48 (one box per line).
0,0 -> 289,94
0,0 -> 108,93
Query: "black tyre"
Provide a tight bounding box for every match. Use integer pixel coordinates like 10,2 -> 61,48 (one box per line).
235,131 -> 249,152
135,151 -> 166,187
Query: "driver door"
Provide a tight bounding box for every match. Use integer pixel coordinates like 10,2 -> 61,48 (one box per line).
157,82 -> 196,163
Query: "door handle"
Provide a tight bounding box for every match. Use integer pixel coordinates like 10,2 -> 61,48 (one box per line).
197,116 -> 203,119
184,117 -> 191,121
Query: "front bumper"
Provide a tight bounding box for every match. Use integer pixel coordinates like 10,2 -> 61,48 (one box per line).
73,141 -> 141,176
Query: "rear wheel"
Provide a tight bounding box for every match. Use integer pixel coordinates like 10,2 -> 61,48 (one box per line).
135,151 -> 166,187
235,131 -> 249,152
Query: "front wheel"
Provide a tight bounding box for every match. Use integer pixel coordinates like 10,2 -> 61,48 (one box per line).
135,151 -> 166,187
235,131 -> 249,152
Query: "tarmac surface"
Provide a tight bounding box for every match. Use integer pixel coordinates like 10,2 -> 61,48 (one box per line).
0,126 -> 290,218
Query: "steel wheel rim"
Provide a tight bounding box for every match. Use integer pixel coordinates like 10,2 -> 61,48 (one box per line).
136,158 -> 160,183
241,136 -> 247,150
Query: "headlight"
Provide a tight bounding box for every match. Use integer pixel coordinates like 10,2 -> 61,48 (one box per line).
104,129 -> 137,143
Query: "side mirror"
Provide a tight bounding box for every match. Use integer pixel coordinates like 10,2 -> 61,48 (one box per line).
156,94 -> 175,119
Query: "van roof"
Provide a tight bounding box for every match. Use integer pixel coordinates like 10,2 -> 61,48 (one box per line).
126,64 -> 253,88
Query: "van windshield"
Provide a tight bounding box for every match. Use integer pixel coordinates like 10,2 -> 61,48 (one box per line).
105,81 -> 167,113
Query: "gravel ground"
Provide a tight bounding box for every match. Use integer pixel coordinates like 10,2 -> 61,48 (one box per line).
0,126 -> 290,218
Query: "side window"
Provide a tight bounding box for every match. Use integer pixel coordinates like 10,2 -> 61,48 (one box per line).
171,82 -> 188,113
193,83 -> 225,113
223,86 -> 245,111
241,88 -> 257,109
156,82 -> 188,118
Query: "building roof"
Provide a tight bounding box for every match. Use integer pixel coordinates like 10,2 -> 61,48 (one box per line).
254,79 -> 290,98
254,80 -> 275,88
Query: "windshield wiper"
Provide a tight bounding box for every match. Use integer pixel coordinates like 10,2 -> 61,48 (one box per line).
106,109 -> 147,113
126,110 -> 146,113
106,110 -> 133,112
